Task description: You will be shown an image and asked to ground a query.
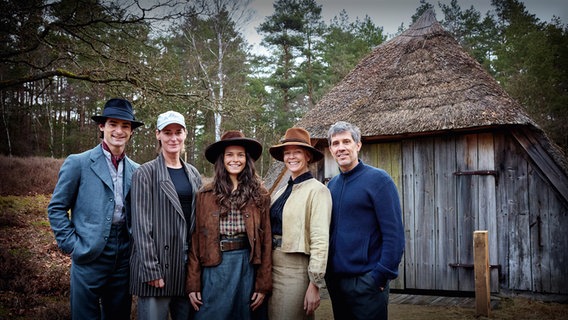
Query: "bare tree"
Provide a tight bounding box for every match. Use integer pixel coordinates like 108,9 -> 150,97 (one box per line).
179,0 -> 253,140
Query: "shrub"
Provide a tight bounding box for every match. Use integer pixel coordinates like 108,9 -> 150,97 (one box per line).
0,156 -> 63,196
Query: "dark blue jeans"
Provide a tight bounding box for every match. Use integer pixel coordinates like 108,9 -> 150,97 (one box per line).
70,224 -> 131,319
326,272 -> 390,320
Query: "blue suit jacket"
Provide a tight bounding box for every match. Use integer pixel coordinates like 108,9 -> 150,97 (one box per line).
48,144 -> 138,264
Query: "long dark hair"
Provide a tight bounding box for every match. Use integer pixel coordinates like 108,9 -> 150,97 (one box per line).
212,148 -> 266,216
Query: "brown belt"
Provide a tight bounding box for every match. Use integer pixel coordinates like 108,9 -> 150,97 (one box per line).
220,238 -> 249,252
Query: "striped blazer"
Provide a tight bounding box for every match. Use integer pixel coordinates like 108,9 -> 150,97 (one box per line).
129,153 -> 202,296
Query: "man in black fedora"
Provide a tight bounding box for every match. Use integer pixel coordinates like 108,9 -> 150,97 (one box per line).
48,98 -> 144,319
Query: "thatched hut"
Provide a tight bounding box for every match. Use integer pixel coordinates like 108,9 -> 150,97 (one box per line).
264,9 -> 568,297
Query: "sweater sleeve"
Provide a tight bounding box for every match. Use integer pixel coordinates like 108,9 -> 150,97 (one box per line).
370,175 -> 405,287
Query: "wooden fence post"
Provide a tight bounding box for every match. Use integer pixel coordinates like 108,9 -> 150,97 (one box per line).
474,230 -> 491,317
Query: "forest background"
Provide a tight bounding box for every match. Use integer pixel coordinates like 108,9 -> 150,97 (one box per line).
1,0 -> 567,178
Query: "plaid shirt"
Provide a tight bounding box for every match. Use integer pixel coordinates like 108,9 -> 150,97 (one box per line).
219,199 -> 246,237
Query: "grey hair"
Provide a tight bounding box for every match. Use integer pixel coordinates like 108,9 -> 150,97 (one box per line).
327,121 -> 361,144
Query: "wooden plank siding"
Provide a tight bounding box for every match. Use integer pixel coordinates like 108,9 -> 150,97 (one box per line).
476,133 -> 499,291
503,136 -> 532,291
434,135 -> 458,291
497,133 -> 568,294
414,139 -> 436,290
547,191 -> 568,294
317,130 -> 567,295
529,165 -> 551,293
402,140 -> 417,289
455,134 -> 480,292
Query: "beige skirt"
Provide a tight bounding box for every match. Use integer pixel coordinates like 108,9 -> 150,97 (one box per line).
268,247 -> 313,320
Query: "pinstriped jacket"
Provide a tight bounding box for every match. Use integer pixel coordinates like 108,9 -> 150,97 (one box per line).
129,153 -> 202,297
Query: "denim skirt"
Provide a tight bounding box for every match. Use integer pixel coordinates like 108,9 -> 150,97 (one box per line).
195,248 -> 254,320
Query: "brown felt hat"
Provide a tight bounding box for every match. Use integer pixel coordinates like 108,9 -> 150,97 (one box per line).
269,127 -> 323,163
204,130 -> 263,164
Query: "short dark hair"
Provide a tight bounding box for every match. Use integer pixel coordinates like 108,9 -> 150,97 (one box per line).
327,121 -> 361,144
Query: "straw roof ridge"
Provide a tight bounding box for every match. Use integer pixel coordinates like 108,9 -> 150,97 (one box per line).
296,8 -> 537,139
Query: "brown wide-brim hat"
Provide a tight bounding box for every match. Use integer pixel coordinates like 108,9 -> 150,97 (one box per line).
91,98 -> 144,129
269,127 -> 324,163
205,130 -> 263,164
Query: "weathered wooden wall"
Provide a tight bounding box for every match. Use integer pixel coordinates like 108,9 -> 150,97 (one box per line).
321,130 -> 568,295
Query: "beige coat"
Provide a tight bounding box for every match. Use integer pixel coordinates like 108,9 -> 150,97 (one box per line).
271,178 -> 332,288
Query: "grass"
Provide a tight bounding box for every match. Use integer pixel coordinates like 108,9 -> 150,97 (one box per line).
0,195 -> 70,319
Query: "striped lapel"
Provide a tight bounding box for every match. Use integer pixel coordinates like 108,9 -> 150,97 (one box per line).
157,154 -> 185,219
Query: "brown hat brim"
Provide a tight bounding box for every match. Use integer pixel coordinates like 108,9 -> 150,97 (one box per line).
269,142 -> 324,163
205,138 -> 263,164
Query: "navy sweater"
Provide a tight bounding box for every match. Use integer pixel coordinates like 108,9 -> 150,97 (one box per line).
326,160 -> 405,288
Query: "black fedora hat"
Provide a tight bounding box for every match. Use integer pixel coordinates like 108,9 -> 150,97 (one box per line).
91,98 -> 144,129
205,131 -> 263,164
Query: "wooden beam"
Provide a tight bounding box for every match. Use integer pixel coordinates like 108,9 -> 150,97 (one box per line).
474,230 -> 491,317
511,128 -> 568,204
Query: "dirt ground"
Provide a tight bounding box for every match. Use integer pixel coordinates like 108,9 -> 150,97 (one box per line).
1,195 -> 567,319
315,294 -> 568,320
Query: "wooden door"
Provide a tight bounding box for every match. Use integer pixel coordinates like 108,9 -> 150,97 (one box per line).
401,134 -> 499,292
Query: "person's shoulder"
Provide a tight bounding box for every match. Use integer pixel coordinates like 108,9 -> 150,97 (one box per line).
133,157 -> 159,176
138,157 -> 158,169
182,161 -> 201,175
363,162 -> 390,176
258,185 -> 271,198
125,156 -> 143,168
199,182 -> 215,193
327,175 -> 339,186
64,145 -> 99,164
328,173 -> 342,182
305,177 -> 328,189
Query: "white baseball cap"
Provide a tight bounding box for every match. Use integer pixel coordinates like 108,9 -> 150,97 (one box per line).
157,111 -> 186,130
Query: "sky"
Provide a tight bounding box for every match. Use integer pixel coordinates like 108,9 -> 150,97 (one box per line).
244,0 -> 568,52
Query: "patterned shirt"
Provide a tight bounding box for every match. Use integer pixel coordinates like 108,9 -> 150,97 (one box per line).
101,144 -> 125,225
219,197 -> 246,237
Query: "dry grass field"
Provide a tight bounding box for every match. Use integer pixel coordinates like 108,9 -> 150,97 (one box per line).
0,156 -> 566,319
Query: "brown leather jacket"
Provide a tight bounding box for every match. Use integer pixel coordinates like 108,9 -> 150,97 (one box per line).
186,183 -> 272,294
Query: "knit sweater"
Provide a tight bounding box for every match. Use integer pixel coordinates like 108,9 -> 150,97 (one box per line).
326,160 -> 405,288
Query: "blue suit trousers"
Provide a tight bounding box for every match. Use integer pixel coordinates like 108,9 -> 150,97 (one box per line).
70,224 -> 131,320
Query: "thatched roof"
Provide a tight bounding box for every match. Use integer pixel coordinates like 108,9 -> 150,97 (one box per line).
296,9 -> 537,139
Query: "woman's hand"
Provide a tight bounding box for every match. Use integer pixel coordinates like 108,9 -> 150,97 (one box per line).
250,292 -> 265,311
189,291 -> 203,311
304,282 -> 321,315
147,278 -> 165,288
